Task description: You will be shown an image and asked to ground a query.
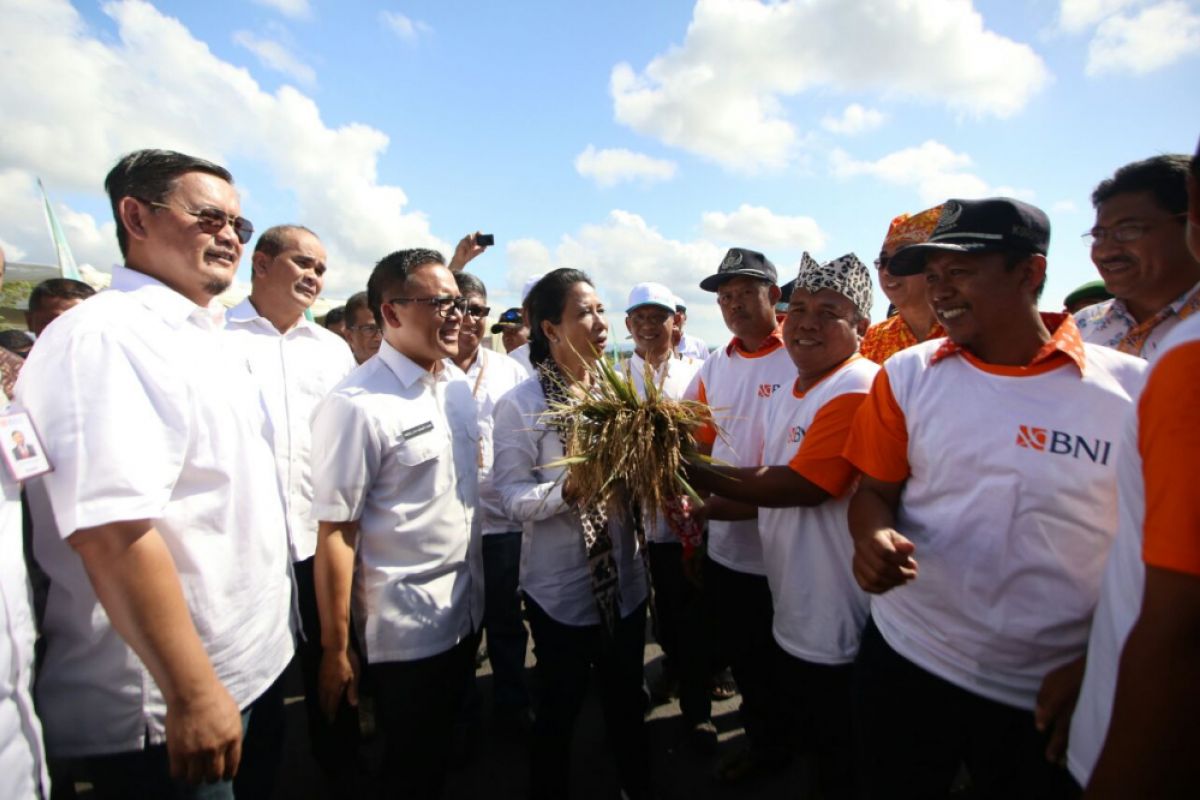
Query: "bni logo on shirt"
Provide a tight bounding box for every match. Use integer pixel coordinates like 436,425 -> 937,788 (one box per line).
1016,424 -> 1113,465
788,425 -> 805,444
757,383 -> 780,398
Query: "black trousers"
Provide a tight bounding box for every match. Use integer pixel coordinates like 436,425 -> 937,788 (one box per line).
705,555 -> 788,754
774,651 -> 855,799
369,631 -> 481,800
292,556 -> 367,798
853,617 -> 1081,800
647,541 -> 712,725
525,596 -> 651,800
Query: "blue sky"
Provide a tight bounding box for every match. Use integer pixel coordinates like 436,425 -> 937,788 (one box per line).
2,0 -> 1197,344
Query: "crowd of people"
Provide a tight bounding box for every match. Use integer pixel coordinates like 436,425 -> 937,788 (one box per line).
0,140 -> 1197,800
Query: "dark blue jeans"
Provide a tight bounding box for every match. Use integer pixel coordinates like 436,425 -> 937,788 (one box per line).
482,530 -> 530,711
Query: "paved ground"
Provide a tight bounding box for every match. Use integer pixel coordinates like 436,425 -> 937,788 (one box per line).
268,631 -> 816,800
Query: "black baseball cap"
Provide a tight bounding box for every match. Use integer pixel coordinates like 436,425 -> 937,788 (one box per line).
490,307 -> 523,334
888,198 -> 1051,276
699,247 -> 777,291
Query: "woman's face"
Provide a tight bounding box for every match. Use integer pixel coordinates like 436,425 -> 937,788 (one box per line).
544,281 -> 609,372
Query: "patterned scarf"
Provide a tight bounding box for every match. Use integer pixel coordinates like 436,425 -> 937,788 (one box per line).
537,362 -> 622,634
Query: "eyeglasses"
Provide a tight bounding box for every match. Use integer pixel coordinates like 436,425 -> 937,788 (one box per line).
137,198 -> 255,244
388,295 -> 469,318
464,304 -> 491,319
1082,214 -> 1186,247
349,323 -> 382,337
874,255 -> 890,271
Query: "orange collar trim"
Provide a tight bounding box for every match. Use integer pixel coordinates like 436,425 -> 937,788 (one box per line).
930,312 -> 1087,373
726,327 -> 785,358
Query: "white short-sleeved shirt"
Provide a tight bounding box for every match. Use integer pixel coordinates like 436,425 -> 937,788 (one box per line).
0,397 -> 49,798
492,376 -> 649,627
677,332 -> 709,361
757,357 -> 876,664
684,335 -> 795,575
16,267 -> 294,757
447,347 -> 530,536
624,352 -> 702,544
1067,313 -> 1200,784
508,343 -> 535,377
225,299 -> 356,562
844,324 -> 1146,710
311,341 -> 483,663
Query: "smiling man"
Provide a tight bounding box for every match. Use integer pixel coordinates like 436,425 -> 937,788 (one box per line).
1075,155 -> 1200,359
311,248 -> 483,799
16,149 -> 294,798
688,253 -> 877,797
842,198 -> 1146,799
223,224 -> 357,795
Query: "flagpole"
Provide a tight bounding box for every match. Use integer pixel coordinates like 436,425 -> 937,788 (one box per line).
37,178 -> 82,281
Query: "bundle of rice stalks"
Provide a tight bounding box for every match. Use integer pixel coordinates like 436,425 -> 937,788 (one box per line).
542,356 -> 713,519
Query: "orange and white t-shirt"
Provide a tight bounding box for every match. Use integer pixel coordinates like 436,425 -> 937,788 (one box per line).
685,332 -> 795,575
757,355 -> 876,664
843,314 -> 1146,710
1068,313 -> 1200,784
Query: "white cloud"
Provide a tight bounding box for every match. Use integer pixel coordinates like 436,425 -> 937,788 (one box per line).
701,204 -> 826,250
1059,0 -> 1143,32
820,104 -> 886,136
252,0 -> 310,19
611,0 -> 1049,171
573,145 -> 678,187
1085,1 -> 1200,75
0,0 -> 449,299
380,11 -> 433,41
0,169 -> 120,272
830,140 -> 1033,205
233,30 -> 316,86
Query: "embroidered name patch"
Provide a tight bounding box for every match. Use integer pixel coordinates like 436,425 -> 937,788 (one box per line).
402,421 -> 435,440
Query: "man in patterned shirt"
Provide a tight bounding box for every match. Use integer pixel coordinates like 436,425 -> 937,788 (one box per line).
1075,154 -> 1200,359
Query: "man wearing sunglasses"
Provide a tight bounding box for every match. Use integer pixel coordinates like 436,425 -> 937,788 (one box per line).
1076,154 -> 1200,359
312,248 -> 483,799
16,149 -> 294,797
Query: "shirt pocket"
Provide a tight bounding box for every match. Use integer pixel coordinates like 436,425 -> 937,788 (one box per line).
390,426 -> 453,498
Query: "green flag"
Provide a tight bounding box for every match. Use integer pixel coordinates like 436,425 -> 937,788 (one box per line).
38,178 -> 82,280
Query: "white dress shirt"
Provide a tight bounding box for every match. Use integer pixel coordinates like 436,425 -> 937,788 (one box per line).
0,394 -> 49,798
446,347 -> 529,535
311,341 -> 484,663
676,332 -> 709,361
492,376 -> 649,627
16,266 -> 294,757
508,343 -> 535,376
225,299 -> 356,561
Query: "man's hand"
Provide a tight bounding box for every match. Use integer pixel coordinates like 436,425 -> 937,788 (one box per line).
851,528 -> 917,594
447,231 -> 490,272
165,680 -> 243,785
319,646 -> 360,722
1035,655 -> 1086,763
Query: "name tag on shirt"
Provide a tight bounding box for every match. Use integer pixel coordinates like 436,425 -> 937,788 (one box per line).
0,409 -> 53,481
402,421 -> 435,440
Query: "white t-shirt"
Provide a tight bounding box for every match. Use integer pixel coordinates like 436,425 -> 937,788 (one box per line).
225,298 -> 356,561
844,324 -> 1146,710
757,356 -> 876,664
0,397 -> 49,798
447,347 -> 530,535
508,343 -> 535,377
311,341 -> 483,663
492,376 -> 649,627
677,332 -> 709,361
684,335 -> 794,575
17,267 -> 294,757
1068,313 -> 1200,784
624,351 -> 702,544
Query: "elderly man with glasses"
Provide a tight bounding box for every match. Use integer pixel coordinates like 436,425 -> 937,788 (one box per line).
311,248 -> 484,799
1075,154 -> 1200,359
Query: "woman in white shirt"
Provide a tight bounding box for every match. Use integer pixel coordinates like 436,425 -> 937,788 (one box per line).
492,269 -> 652,800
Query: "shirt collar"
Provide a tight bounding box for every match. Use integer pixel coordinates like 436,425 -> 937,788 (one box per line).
725,326 -> 785,357
111,265 -> 225,329
226,296 -> 320,336
930,312 -> 1087,373
378,340 -> 443,389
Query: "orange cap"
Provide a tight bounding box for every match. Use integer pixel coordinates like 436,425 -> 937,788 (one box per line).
881,204 -> 944,258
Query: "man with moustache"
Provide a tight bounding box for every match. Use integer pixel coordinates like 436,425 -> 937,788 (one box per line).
311,248 -> 484,799
1076,155 -> 1200,359
224,224 -> 358,796
16,149 -> 293,797
344,291 -> 382,365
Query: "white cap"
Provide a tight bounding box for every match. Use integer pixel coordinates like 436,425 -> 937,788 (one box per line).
521,274 -> 544,303
626,282 -> 678,313
672,294 -> 687,311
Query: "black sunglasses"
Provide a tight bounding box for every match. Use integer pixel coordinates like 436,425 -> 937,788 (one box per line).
138,198 -> 255,244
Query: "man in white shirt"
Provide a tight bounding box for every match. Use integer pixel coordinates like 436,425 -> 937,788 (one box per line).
224,224 -> 358,795
622,282 -> 712,750
449,271 -> 533,728
344,291 -> 382,365
312,248 -> 484,798
1075,154 -> 1200,359
674,299 -> 709,360
16,148 -> 294,798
